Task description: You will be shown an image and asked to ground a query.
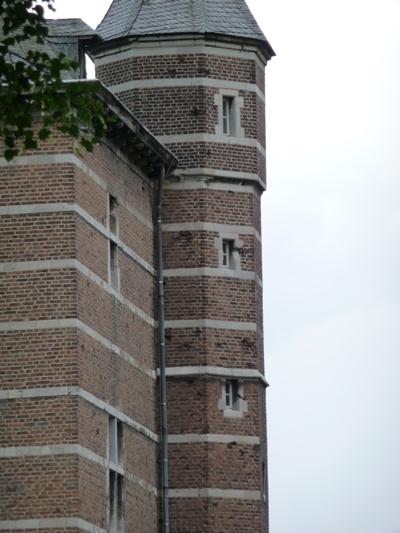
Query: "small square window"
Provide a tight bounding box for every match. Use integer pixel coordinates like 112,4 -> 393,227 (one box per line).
222,239 -> 234,269
222,96 -> 234,136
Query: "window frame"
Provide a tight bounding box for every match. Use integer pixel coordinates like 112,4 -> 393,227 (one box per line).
222,238 -> 235,269
222,95 -> 234,136
108,416 -> 124,532
108,194 -> 118,236
216,233 -> 243,272
214,89 -> 245,138
108,194 -> 120,290
218,379 -> 247,418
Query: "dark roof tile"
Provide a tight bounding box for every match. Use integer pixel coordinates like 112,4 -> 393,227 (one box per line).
97,0 -> 271,52
46,18 -> 95,37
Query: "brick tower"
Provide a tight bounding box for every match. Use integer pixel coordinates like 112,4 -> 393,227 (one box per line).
93,1 -> 274,532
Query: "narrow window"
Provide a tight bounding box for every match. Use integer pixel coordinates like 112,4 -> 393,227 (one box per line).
225,379 -> 239,409
219,380 -> 247,417
108,416 -> 124,532
109,471 -> 124,532
109,470 -> 117,531
109,194 -> 118,235
222,239 -> 234,269
225,380 -> 233,407
222,96 -> 234,135
108,194 -> 119,289
109,241 -> 119,289
108,416 -> 122,465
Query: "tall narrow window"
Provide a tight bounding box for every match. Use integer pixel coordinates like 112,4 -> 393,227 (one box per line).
222,96 -> 234,135
108,416 -> 122,466
222,239 -> 234,269
108,416 -> 124,532
109,471 -> 124,533
225,380 -> 239,409
109,195 -> 118,235
108,194 -> 119,290
110,241 -> 119,289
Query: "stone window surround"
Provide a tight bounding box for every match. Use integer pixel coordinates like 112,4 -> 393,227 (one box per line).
215,232 -> 244,271
218,379 -> 248,418
214,89 -> 245,138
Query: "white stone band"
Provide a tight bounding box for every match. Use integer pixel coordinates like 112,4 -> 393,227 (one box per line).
164,319 -> 257,332
0,318 -> 155,379
108,77 -> 265,102
0,203 -> 154,275
0,153 -> 153,230
0,386 -> 158,443
166,168 -> 265,191
168,488 -> 261,500
93,39 -> 266,70
164,267 -> 262,286
157,133 -> 266,157
168,434 -> 260,445
0,518 -> 106,532
163,365 -> 266,384
0,445 -> 157,495
0,259 -> 155,327
162,221 -> 261,242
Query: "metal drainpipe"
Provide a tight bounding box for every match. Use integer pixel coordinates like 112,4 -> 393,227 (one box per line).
156,162 -> 170,533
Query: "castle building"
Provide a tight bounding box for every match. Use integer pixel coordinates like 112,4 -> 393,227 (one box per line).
0,2 -> 274,532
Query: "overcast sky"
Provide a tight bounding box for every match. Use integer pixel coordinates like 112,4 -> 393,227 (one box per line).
49,1 -> 400,531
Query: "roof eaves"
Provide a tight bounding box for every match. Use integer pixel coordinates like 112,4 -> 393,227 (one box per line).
73,80 -> 178,175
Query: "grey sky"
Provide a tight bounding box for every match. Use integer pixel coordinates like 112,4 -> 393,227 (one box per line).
49,0 -> 400,531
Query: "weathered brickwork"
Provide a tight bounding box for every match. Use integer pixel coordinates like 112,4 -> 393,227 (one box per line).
0,330 -> 79,390
0,164 -> 75,206
0,124 -> 74,156
165,328 -> 264,372
0,397 -> 79,447
169,442 -> 261,489
164,277 -> 259,322
0,129 -> 160,530
0,269 -> 76,322
77,332 -> 157,431
117,86 -> 262,140
163,188 -> 262,229
0,456 -> 80,520
0,530 -> 80,533
97,52 -> 263,89
167,381 -> 263,435
1,5 -> 271,530
94,31 -> 269,533
0,213 -> 75,263
163,231 -> 260,272
156,141 -> 265,178
169,498 -> 264,532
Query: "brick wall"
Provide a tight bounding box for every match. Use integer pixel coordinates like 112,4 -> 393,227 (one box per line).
0,135 -> 160,531
95,38 -> 269,532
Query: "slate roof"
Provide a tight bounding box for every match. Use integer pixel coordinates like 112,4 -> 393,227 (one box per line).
96,0 -> 273,54
1,18 -> 95,80
46,18 -> 95,38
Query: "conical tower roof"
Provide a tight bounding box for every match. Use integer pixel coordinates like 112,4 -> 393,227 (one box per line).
96,0 -> 274,56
